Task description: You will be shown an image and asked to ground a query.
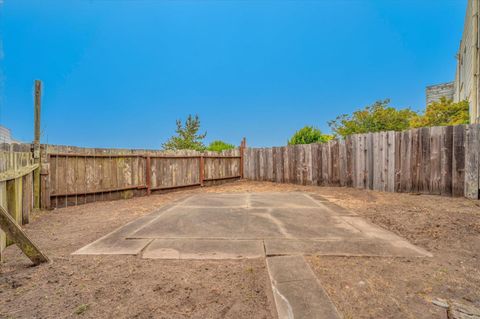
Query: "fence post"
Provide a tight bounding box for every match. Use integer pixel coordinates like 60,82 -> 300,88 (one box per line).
240,137 -> 246,179
199,155 -> 205,186
6,177 -> 22,246
33,80 -> 42,209
146,155 -> 151,195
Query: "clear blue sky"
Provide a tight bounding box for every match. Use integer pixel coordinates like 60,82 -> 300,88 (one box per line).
0,0 -> 468,148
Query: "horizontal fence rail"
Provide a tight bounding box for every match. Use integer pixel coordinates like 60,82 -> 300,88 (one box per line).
41,145 -> 242,209
244,124 -> 480,200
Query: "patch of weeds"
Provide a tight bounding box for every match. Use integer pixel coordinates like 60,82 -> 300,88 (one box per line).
74,304 -> 89,315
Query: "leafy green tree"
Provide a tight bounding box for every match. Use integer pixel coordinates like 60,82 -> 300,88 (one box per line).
328,99 -> 417,138
162,114 -> 207,151
410,97 -> 469,128
288,126 -> 333,145
207,140 -> 236,152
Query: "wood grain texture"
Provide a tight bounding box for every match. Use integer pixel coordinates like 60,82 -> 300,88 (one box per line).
465,124 -> 480,199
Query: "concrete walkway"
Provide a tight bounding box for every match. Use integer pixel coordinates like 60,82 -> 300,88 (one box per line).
267,256 -> 340,319
74,192 -> 431,318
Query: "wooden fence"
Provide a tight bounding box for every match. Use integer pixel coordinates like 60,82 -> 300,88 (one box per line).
0,143 -> 37,261
244,124 -> 480,200
40,145 -> 243,209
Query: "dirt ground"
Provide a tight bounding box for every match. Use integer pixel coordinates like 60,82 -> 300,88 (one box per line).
1,180 -> 479,318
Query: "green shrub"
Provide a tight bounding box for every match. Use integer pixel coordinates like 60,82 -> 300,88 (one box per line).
288,126 -> 333,145
207,140 -> 235,152
410,97 -> 469,128
328,99 -> 417,137
162,114 -> 207,151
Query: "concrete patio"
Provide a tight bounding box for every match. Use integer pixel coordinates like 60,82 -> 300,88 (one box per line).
73,192 -> 431,319
74,192 -> 430,259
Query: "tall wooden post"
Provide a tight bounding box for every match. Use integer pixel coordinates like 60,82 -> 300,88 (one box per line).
33,80 -> 42,209
240,137 -> 246,179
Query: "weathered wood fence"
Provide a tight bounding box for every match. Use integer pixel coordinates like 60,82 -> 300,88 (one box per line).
244,124 -> 480,200
40,145 -> 243,209
0,143 -> 37,261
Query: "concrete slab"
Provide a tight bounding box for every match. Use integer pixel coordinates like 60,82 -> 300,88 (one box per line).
312,202 -> 359,216
266,255 -> 317,283
142,239 -> 265,259
73,238 -> 152,255
266,208 -> 363,239
73,197 -> 185,255
75,192 -> 431,319
73,214 -> 157,255
267,256 -> 340,319
250,192 -> 320,208
340,216 -> 412,241
265,238 -> 432,257
180,193 -> 247,208
76,192 -> 431,259
128,206 -> 364,240
129,207 -> 284,239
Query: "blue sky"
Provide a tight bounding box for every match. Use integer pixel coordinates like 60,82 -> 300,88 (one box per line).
0,0 -> 468,148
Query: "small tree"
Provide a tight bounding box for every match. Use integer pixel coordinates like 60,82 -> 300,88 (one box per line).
162,115 -> 207,151
288,126 -> 333,145
328,99 -> 417,138
207,140 -> 235,152
410,97 -> 469,128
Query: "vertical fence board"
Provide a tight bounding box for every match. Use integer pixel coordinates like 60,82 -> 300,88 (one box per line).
410,129 -> 420,193
372,133 -> 381,191
272,147 -> 277,182
452,125 -> 466,197
267,148 -> 274,182
429,126 -> 442,195
289,146 -> 296,184
398,131 -> 407,192
420,127 -> 431,194
345,136 -> 353,187
21,173 -> 32,224
440,126 -> 453,196
465,124 -> 480,199
321,143 -> 328,186
299,145 -> 307,185
387,131 -> 396,193
351,135 -> 358,188
310,144 -> 320,185
305,144 -> 313,185
394,132 -> 402,192
366,134 -> 374,190
283,147 -> 290,184
338,140 -> 346,186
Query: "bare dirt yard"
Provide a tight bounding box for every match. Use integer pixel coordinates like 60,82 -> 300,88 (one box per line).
1,180 -> 479,319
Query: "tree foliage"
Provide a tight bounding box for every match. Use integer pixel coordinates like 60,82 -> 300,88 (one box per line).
288,126 -> 333,145
162,114 -> 207,151
328,99 -> 417,138
410,97 -> 469,128
207,140 -> 235,152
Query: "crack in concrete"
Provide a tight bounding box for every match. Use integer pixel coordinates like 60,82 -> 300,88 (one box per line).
252,208 -> 294,239
270,278 -> 295,319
